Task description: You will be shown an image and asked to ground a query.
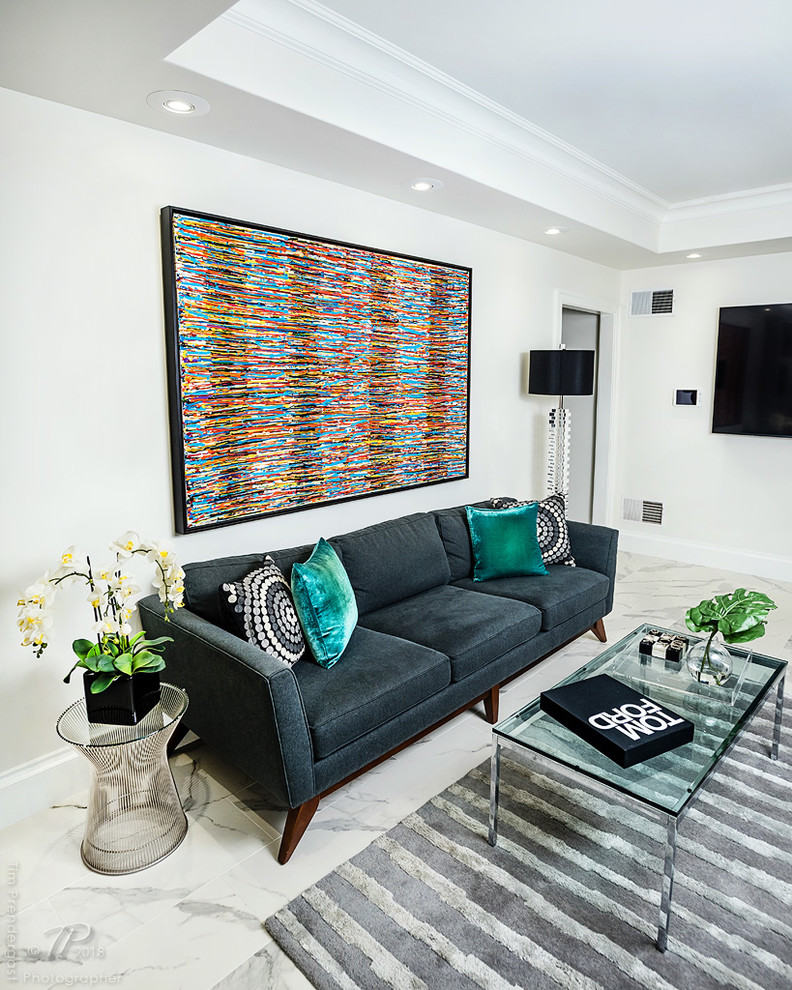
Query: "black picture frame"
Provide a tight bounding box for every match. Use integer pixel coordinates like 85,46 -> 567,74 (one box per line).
160,207 -> 472,533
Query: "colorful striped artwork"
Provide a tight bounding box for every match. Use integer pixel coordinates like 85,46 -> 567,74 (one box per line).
161,208 -> 471,532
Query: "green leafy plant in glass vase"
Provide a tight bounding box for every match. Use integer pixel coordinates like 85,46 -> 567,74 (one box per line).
17,532 -> 185,722
684,588 -> 777,686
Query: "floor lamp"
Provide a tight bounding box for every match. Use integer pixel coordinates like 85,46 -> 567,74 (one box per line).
528,346 -> 595,504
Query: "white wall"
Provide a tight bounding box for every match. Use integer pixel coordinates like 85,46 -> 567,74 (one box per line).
0,86 -> 620,821
616,255 -> 792,578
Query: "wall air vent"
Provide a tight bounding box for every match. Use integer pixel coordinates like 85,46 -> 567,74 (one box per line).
630,289 -> 674,316
623,498 -> 664,524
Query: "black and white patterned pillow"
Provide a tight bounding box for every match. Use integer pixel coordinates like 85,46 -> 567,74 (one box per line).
489,495 -> 576,566
219,557 -> 305,666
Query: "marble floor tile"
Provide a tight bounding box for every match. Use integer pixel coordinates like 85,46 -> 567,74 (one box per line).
0,801 -> 88,913
97,875 -> 270,990
212,939 -> 313,990
0,796 -> 87,857
45,781 -> 276,951
2,551 -> 790,990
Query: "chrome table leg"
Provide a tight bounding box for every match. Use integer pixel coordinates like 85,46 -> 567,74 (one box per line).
772,675 -> 785,761
657,816 -> 678,952
488,737 -> 501,846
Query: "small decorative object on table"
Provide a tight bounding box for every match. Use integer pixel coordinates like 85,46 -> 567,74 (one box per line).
17,532 -> 185,724
639,629 -> 689,663
684,588 -> 777,687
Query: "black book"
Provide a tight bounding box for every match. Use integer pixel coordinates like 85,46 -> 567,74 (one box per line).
540,674 -> 694,768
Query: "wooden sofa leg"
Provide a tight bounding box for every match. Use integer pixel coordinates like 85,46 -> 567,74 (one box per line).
483,685 -> 500,724
278,796 -> 321,864
591,619 -> 607,643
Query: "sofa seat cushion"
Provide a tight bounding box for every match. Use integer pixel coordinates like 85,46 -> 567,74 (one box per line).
293,626 -> 450,759
358,585 -> 541,682
453,566 -> 609,632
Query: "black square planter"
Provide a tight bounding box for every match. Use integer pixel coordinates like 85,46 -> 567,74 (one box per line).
83,670 -> 161,725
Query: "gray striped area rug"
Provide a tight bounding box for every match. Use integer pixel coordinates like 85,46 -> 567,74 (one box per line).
266,700 -> 792,989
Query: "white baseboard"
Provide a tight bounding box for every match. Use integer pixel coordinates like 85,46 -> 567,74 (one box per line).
618,531 -> 792,582
0,747 -> 86,830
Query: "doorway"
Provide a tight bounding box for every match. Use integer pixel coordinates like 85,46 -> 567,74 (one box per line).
561,306 -> 603,524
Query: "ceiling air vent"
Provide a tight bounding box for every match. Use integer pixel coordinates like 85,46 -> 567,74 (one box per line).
623,498 -> 663,524
630,289 -> 674,316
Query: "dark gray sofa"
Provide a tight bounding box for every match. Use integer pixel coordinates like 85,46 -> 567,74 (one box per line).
138,501 -> 618,862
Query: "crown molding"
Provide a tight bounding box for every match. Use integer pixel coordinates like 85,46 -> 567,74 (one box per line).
227,0 -> 792,240
226,0 -> 667,224
666,182 -> 792,221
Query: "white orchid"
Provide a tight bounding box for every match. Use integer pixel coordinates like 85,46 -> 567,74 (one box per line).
161,579 -> 185,610
109,572 -> 139,597
50,547 -> 87,586
146,540 -> 176,566
86,586 -> 105,611
111,531 -> 141,558
93,617 -> 119,637
22,575 -> 56,610
150,559 -> 185,611
93,615 -> 133,637
18,607 -> 53,648
17,530 -> 184,692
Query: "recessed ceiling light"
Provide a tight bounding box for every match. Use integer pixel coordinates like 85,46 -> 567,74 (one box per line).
147,90 -> 210,117
686,252 -> 702,259
544,226 -> 568,235
164,98 -> 194,114
404,177 -> 444,192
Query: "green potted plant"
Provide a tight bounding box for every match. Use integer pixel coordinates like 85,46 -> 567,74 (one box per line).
685,588 -> 777,686
17,531 -> 185,724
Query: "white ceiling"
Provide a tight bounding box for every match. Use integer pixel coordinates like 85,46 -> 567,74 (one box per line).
3,0 -> 792,269
320,0 -> 792,205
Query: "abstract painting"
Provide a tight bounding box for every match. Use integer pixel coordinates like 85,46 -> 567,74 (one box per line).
161,208 -> 471,532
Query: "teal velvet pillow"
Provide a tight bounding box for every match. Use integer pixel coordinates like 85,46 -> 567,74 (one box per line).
291,539 -> 358,668
465,503 -> 548,581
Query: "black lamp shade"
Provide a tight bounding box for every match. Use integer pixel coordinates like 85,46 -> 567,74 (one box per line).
528,349 -> 595,396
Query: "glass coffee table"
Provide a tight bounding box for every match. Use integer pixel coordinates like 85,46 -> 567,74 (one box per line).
488,623 -> 786,951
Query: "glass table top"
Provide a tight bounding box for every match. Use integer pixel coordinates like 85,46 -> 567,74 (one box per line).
494,623 -> 786,817
56,683 -> 188,748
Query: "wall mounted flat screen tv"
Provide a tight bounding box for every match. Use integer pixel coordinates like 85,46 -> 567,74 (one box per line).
712,303 -> 792,438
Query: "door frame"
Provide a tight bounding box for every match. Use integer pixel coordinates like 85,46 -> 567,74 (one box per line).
553,290 -> 620,528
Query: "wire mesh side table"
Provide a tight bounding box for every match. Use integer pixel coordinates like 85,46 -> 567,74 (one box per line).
56,683 -> 189,875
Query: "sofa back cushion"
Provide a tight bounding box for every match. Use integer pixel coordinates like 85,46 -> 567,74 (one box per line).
184,544 -> 315,628
432,501 -> 491,582
266,544 -> 317,583
184,553 -> 267,627
433,506 -> 473,582
331,513 -> 451,615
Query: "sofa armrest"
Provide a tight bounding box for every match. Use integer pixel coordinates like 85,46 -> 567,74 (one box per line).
567,522 -> 619,614
137,594 -> 315,809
